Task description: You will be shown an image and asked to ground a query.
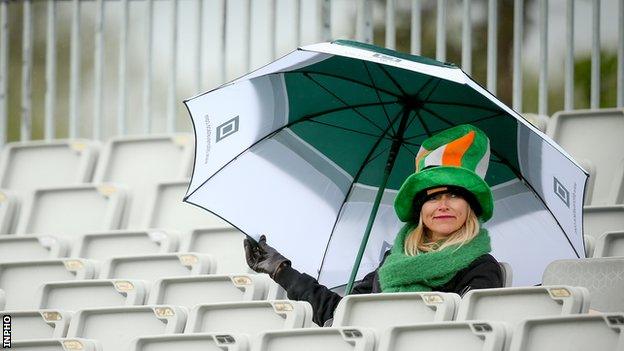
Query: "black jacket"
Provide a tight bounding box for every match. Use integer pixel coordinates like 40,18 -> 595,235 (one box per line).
274,252 -> 503,326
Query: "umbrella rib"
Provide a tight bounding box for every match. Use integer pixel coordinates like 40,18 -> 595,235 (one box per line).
307,119 -> 394,140
362,61 -> 396,136
402,112 -> 505,141
317,109 -> 405,279
301,101 -> 401,121
422,78 -> 442,101
285,70 -> 403,99
424,100 -> 501,113
376,63 -> 408,96
400,143 -> 418,158
302,72 -> 386,133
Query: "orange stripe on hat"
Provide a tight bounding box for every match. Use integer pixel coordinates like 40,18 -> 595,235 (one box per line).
441,130 -> 475,166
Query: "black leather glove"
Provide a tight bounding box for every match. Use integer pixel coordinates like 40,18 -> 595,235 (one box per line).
244,235 -> 291,279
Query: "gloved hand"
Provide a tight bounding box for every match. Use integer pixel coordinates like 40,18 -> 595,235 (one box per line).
244,235 -> 291,279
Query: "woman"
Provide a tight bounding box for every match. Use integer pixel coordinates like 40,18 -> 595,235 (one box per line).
244,124 -> 503,326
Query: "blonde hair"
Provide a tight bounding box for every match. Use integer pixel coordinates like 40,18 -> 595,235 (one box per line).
403,206 -> 480,256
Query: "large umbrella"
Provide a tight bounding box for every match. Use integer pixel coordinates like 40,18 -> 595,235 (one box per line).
184,40 -> 587,290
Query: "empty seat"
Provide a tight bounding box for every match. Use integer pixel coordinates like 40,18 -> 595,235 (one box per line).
252,328 -> 375,351
455,286 -> 589,326
547,108 -> 624,205
148,274 -> 269,308
332,292 -> 458,331
99,253 -> 215,282
377,321 -> 508,351
594,231 -> 624,257
15,184 -> 128,237
144,180 -> 232,233
584,235 -> 595,257
9,338 -> 101,351
36,279 -> 147,311
129,333 -> 249,351
542,257 -> 624,312
181,228 -> 248,274
185,300 -> 313,334
72,230 -> 179,260
0,189 -> 19,233
93,134 -> 194,228
584,205 -> 624,239
1,310 -> 71,340
508,314 -> 624,351
0,139 -> 99,194
66,305 -> 187,351
499,262 -> 513,287
0,259 -> 96,310
0,235 -> 68,262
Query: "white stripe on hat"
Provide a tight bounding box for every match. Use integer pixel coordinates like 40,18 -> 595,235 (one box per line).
475,138 -> 490,178
424,144 -> 447,169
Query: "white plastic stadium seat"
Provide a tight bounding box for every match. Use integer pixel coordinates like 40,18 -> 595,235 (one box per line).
66,305 -> 187,351
99,253 -> 215,282
377,321 -> 508,351
508,314 -> 624,351
129,333 -> 249,351
93,134 -> 194,228
36,279 -> 147,311
522,113 -> 549,133
594,231 -> 624,258
547,108 -> 624,205
583,205 -> 624,239
250,328 -> 375,351
1,310 -> 72,340
0,259 -> 96,310
147,274 -> 269,308
143,180 -> 232,233
0,189 -> 19,233
185,300 -> 314,334
15,184 -> 128,237
332,292 -> 458,331
0,235 -> 69,262
0,139 -> 99,194
0,289 -> 5,310
498,262 -> 513,287
71,230 -> 179,261
9,338 -> 102,351
584,235 -> 595,257
542,257 -> 624,313
181,228 -> 249,274
455,286 -> 589,326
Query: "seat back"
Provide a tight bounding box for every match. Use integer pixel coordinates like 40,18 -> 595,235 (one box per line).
377,321 -> 508,351
185,301 -> 312,335
144,181 -> 231,233
0,259 -> 96,310
129,333 -> 248,351
36,279 -> 147,311
250,328 -> 375,351
542,257 -> 624,312
594,231 -> 624,258
100,253 -> 215,282
332,292 -> 459,332
182,228 -> 248,274
508,314 -> 624,351
0,140 -> 99,194
72,230 -> 178,260
1,310 -> 72,340
0,189 -> 19,233
9,338 -> 101,351
16,184 -> 128,237
547,108 -> 624,205
66,305 -> 187,351
0,235 -> 68,262
583,205 -> 624,239
148,274 -> 268,308
456,286 -> 590,326
93,134 -> 193,228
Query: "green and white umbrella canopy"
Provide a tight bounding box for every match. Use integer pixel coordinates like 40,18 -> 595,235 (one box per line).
184,40 -> 587,288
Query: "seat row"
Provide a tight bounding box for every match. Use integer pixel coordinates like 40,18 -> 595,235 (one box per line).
4,289 -> 624,350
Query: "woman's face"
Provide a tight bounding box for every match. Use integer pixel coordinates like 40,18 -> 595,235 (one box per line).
420,187 -> 470,241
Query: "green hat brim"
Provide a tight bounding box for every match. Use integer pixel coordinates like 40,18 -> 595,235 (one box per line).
394,166 -> 494,223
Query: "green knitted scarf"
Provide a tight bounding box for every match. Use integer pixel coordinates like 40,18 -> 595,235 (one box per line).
378,224 -> 492,292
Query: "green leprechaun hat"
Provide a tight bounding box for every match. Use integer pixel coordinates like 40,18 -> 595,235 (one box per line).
394,124 -> 494,223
